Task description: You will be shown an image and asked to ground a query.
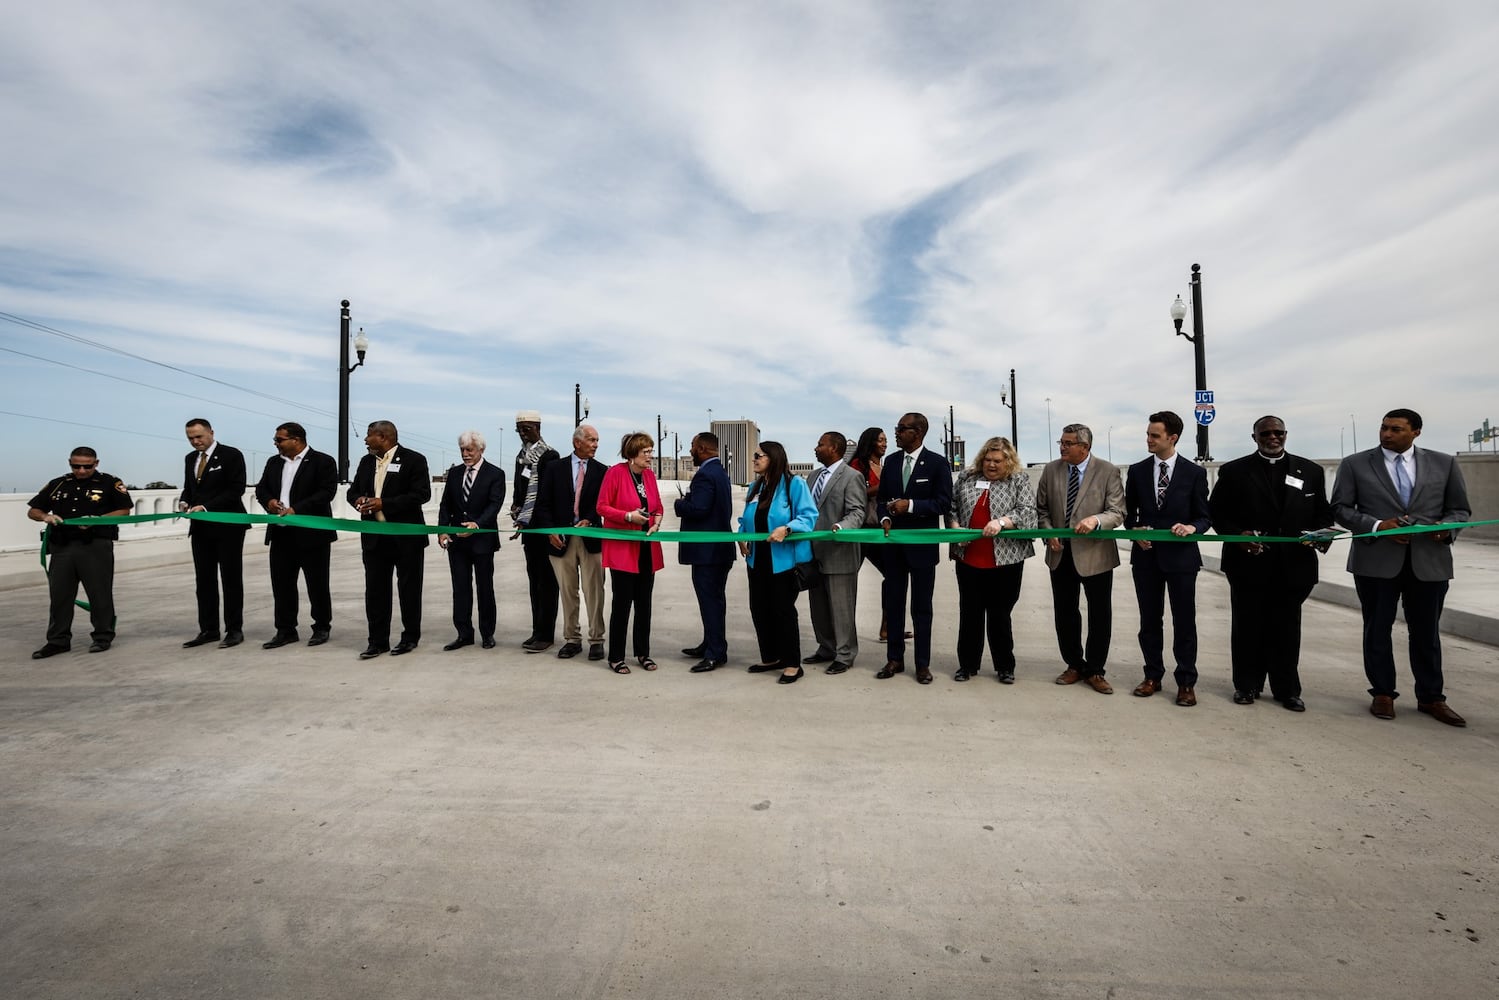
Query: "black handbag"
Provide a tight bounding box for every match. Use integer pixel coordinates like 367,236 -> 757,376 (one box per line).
792,560 -> 822,592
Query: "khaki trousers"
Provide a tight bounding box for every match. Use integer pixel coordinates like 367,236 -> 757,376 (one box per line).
551,536 -> 605,644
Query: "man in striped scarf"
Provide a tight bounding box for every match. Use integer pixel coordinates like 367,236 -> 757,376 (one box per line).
512,410 -> 561,652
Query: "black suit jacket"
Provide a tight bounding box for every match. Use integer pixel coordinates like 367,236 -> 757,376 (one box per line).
180,443 -> 248,537
347,446 -> 432,550
1125,455 -> 1212,573
876,446 -> 954,568
673,456 -> 736,566
1211,451 -> 1331,593
532,454 -> 608,556
255,448 -> 338,546
438,461 -> 507,554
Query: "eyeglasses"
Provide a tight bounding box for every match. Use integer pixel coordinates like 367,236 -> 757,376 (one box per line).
69,462 -> 96,470
273,436 -> 292,444
1057,439 -> 1082,449
1254,429 -> 1287,438
753,452 -> 764,460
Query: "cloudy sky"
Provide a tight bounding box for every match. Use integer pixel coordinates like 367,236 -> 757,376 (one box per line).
3,0 -> 1496,493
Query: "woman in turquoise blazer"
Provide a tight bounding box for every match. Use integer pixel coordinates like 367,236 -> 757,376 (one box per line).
737,441 -> 818,683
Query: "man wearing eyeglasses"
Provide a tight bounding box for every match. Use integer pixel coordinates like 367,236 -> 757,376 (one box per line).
1034,424 -> 1125,693
1210,416 -> 1332,711
28,448 -> 133,658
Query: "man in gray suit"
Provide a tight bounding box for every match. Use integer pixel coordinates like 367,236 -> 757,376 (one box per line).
803,431 -> 867,674
1035,422 -> 1125,693
1331,408 -> 1471,726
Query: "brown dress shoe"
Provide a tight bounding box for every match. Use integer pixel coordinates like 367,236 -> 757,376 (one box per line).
1055,668 -> 1081,685
1175,686 -> 1197,707
1083,675 -> 1113,695
1418,701 -> 1466,727
1133,678 -> 1161,697
875,661 -> 905,680
1370,695 -> 1396,720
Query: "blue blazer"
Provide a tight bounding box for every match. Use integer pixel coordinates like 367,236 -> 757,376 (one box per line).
738,475 -> 817,573
675,456 -> 736,566
1124,455 -> 1212,573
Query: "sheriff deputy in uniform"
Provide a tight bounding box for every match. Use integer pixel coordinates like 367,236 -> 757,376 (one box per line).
28,446 -> 134,658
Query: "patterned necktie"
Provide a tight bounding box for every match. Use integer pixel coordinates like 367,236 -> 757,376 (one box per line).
195,453 -> 207,481
813,468 -> 829,504
903,453 -> 914,490
1394,454 -> 1412,506
1065,464 -> 1080,523
463,465 -> 475,508
572,459 -> 585,520
1156,460 -> 1170,507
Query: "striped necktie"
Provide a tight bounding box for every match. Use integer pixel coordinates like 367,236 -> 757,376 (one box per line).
812,468 -> 829,504
1156,460 -> 1170,507
1065,464 -> 1080,523
462,465 -> 475,508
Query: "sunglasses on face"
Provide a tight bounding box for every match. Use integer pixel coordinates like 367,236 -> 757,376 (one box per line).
70,463 -> 96,470
1255,429 -> 1287,438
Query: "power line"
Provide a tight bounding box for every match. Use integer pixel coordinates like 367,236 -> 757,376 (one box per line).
0,408 -> 186,443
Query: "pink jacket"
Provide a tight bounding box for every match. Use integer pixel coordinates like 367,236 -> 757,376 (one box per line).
596,462 -> 665,574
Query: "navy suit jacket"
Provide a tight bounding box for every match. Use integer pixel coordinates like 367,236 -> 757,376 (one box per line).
532,454 -> 609,556
674,456 -> 736,565
1124,455 -> 1211,573
254,447 -> 338,547
877,446 -> 954,567
438,461 -> 507,554
347,446 -> 432,550
181,443 -> 248,537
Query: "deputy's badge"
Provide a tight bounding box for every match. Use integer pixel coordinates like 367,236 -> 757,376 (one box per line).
88,490 -> 104,501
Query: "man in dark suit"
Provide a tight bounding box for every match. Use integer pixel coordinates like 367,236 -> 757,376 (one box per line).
876,412 -> 954,684
675,431 -> 737,673
533,424 -> 608,661
1124,410 -> 1212,707
438,429 -> 506,650
254,422 -> 338,649
348,420 -> 431,659
1035,422 -> 1125,693
512,410 -> 561,653
1332,407 -> 1472,726
1210,415 -> 1333,711
179,418 -> 249,649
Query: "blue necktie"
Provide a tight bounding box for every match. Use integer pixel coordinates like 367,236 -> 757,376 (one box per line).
1394,454 -> 1412,506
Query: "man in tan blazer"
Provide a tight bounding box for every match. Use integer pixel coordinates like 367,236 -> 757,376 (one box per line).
1035,423 -> 1125,693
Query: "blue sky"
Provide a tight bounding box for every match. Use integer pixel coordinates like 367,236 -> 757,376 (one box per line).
3,0 -> 1497,493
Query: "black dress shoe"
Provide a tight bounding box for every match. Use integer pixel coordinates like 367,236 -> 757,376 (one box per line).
747,662 -> 781,673
32,643 -> 69,659
588,643 -> 604,660
219,631 -> 244,648
183,631 -> 219,648
953,669 -> 974,682
1280,696 -> 1306,712
88,641 -> 111,653
778,666 -> 804,685
915,666 -> 933,685
1233,690 -> 1256,705
689,658 -> 725,673
522,638 -> 552,653
802,651 -> 835,664
997,670 -> 1015,685
482,636 -> 496,649
390,640 -> 418,656
875,661 -> 904,679
681,645 -> 705,658
557,642 -> 584,659
444,637 -> 474,651
358,645 -> 390,660
825,661 -> 849,675
308,630 -> 331,647
263,632 -> 298,649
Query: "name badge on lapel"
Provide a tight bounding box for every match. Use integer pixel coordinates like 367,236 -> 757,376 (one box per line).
388,463 -> 402,472
1285,475 -> 1304,490
975,481 -> 991,492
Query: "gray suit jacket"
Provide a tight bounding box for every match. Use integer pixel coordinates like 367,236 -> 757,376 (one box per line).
807,463 -> 865,574
1331,446 -> 1470,581
1035,456 -> 1125,577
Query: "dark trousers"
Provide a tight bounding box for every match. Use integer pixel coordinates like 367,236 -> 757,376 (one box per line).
1355,555 -> 1449,704
1049,543 -> 1112,676
883,546 -> 936,668
267,538 -> 332,634
1131,558 -> 1200,687
1228,574 -> 1313,699
190,531 -> 244,632
607,568 -> 655,662
691,562 -> 732,661
46,540 -> 116,646
522,534 -> 559,643
746,557 -> 801,666
955,561 -> 1024,675
362,537 -> 424,646
446,541 -> 496,642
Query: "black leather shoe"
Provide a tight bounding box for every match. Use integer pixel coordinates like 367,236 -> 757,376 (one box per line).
825,661 -> 849,675
689,658 -> 724,673
1280,696 -> 1306,712
481,636 -> 496,649
953,669 -> 974,682
875,661 -> 904,679
358,645 -> 389,660
588,643 -> 604,660
522,638 -> 552,653
88,641 -> 111,653
802,651 -> 835,664
308,630 -> 331,647
444,637 -> 474,651
32,643 -> 69,659
183,631 -> 219,648
1233,690 -> 1256,705
390,640 -> 418,656
262,632 -> 298,649
557,642 -> 584,659
998,670 -> 1015,684
219,631 -> 244,648
778,666 -> 804,685
746,662 -> 781,673
681,645 -> 705,658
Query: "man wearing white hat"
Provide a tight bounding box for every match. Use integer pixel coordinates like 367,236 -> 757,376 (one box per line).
512,410 -> 561,652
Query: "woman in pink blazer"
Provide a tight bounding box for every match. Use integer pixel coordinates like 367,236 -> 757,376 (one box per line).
595,431 -> 665,674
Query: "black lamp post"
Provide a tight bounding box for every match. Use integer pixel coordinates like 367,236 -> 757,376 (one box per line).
1170,263 -> 1212,462
336,299 -> 369,483
574,384 -> 590,427
999,367 -> 1018,455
